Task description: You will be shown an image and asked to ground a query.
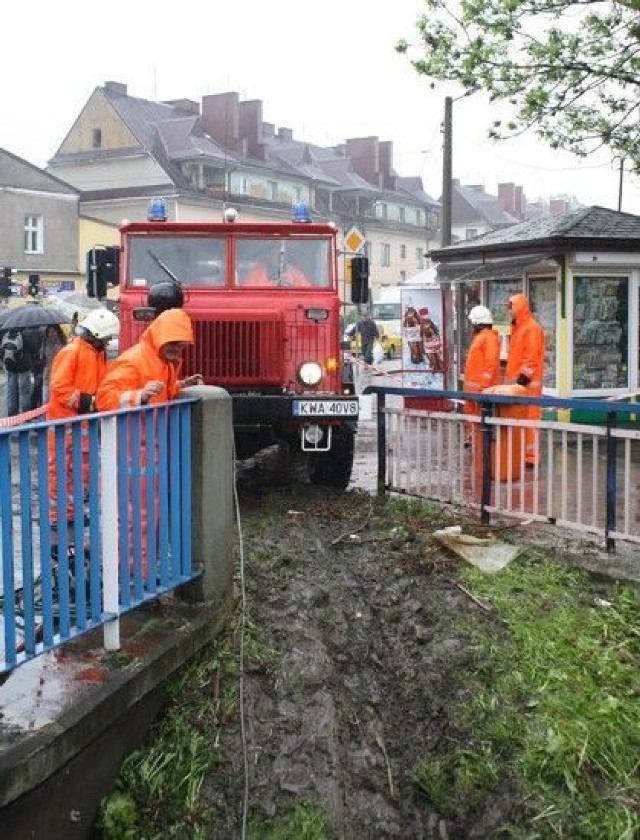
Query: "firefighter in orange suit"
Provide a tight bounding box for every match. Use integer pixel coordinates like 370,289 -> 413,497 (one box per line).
96,308 -> 200,410
47,309 -> 120,547
463,305 -> 501,419
504,293 -> 545,466
96,308 -> 202,577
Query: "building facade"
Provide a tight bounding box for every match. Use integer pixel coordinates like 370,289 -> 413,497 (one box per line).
0,149 -> 81,300
46,82 -> 441,303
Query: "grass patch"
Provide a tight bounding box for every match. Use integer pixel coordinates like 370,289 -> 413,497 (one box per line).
98,604 -> 276,838
247,801 -> 329,839
414,551 -> 640,835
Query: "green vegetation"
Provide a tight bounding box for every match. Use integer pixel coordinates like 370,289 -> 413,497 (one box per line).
98,601 -> 277,839
397,0 -> 640,167
247,801 -> 329,839
413,552 -> 640,836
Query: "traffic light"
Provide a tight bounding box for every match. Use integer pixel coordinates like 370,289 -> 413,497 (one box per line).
0,266 -> 12,298
350,255 -> 369,304
86,246 -> 120,298
103,245 -> 120,287
28,273 -> 40,297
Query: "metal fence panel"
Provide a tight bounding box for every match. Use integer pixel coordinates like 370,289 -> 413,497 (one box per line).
0,401 -> 198,675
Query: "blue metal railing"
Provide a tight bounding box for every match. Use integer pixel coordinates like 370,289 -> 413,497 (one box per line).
0,399 -> 197,675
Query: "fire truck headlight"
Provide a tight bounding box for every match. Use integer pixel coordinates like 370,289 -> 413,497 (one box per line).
298,361 -> 323,387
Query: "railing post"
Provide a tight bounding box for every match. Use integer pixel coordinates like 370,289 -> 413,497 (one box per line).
177,386 -> 234,609
100,415 -> 120,650
376,391 -> 387,497
480,401 -> 493,525
605,412 -> 617,552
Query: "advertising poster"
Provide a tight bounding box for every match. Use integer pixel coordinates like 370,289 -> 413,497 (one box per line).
400,287 -> 446,390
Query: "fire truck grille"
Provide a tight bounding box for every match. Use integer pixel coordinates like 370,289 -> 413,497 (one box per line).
186,318 -> 285,384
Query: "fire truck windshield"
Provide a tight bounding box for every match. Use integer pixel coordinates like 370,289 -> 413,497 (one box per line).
128,236 -> 226,289
126,234 -> 331,290
236,238 -> 330,288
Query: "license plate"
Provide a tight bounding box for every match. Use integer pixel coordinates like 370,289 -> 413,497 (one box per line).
293,399 -> 359,417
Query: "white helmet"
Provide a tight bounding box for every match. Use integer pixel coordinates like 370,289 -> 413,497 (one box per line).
81,309 -> 120,340
468,305 -> 493,326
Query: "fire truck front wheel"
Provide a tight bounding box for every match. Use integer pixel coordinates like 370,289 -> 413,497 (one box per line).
308,426 -> 355,489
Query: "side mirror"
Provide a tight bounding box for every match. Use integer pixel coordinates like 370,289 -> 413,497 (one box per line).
350,256 -> 369,305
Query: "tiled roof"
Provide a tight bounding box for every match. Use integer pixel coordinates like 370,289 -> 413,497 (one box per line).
433,206 -> 640,260
102,86 -> 438,208
0,147 -> 78,194
452,183 -> 518,226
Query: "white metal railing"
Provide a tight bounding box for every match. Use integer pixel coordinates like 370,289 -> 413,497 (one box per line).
381,400 -> 640,547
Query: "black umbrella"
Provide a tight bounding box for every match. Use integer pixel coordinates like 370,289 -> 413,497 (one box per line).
0,302 -> 70,331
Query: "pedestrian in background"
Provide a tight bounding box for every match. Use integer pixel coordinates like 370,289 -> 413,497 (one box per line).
462,305 -> 500,423
356,312 -> 379,366
28,327 -> 46,410
42,324 -> 67,403
1,328 -> 32,416
505,293 -> 545,466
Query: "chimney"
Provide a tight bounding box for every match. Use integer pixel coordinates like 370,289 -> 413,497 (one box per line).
104,81 -> 127,97
201,92 -> 240,150
379,140 -> 396,189
163,98 -> 200,116
278,127 -> 294,142
468,184 -> 485,193
263,122 -> 275,138
550,197 -> 568,215
239,99 -> 266,159
514,185 -> 524,218
498,183 -> 516,215
345,137 -> 380,184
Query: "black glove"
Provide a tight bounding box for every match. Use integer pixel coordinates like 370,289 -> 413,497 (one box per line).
78,393 -> 96,414
516,374 -> 530,387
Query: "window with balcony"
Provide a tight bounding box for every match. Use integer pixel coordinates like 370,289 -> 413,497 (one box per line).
267,181 -> 278,201
24,215 -> 43,254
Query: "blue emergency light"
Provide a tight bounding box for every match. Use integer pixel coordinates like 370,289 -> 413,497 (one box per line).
148,197 -> 168,222
292,200 -> 311,223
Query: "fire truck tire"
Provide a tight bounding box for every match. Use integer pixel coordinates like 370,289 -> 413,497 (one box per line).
308,426 -> 355,489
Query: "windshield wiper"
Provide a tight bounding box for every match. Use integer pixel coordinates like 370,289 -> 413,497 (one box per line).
147,249 -> 182,287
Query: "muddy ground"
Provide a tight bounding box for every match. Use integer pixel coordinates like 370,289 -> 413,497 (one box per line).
197,436 -> 638,839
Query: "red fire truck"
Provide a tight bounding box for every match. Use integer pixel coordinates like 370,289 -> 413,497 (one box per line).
91,202 -> 367,488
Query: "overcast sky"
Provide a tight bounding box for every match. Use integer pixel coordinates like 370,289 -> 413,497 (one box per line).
4,0 -> 640,214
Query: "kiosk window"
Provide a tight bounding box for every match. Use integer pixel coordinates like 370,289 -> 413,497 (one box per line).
529,277 -> 557,389
573,276 -> 628,390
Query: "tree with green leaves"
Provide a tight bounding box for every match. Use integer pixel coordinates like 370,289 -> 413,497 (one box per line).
396,0 -> 640,168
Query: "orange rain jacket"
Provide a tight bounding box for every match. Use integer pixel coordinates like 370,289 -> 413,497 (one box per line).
96,309 -> 194,411
504,293 -> 545,394
462,326 -> 501,415
46,337 -> 108,421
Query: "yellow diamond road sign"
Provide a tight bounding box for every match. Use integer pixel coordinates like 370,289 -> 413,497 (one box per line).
344,226 -> 365,253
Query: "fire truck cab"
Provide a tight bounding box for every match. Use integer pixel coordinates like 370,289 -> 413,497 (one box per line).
97,201 -> 367,488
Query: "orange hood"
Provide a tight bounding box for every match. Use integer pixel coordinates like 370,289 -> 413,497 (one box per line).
140,308 -> 193,352
508,292 -> 531,325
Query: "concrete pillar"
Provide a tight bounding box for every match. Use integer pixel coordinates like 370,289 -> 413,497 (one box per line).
177,386 -> 234,611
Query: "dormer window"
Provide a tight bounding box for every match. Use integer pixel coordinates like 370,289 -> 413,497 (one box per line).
92,128 -> 102,149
